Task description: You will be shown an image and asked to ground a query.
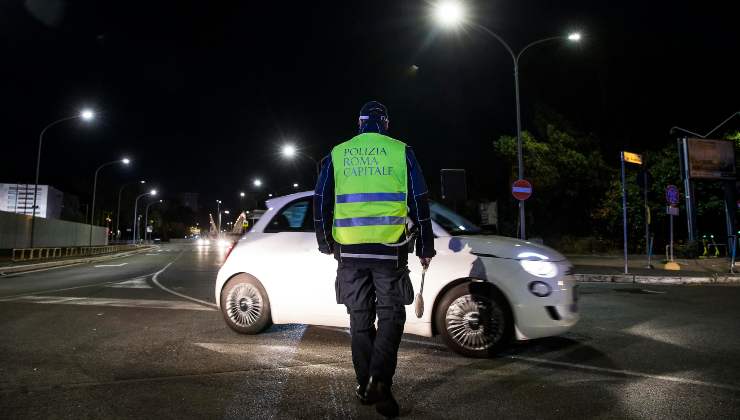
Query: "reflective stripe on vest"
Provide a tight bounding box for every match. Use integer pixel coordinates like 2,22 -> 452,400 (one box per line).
331,133 -> 408,245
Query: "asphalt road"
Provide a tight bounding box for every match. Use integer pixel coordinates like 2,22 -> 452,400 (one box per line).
1,243 -> 739,419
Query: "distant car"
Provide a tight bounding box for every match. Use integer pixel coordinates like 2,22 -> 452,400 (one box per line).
215,191 -> 579,357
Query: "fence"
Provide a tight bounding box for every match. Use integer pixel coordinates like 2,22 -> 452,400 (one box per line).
11,244 -> 139,262
0,210 -> 107,249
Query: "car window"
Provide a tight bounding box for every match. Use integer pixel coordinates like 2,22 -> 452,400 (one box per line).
429,201 -> 482,235
264,198 -> 314,233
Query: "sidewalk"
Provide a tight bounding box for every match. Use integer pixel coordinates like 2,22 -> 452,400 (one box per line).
568,254 -> 740,285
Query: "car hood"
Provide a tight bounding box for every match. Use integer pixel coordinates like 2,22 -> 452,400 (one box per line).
449,235 -> 567,262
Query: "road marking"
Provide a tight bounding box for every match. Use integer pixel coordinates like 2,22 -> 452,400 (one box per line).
506,354 -> 740,392
5,295 -> 213,311
145,253 -> 159,256
94,263 -> 128,268
0,252 -> 184,301
151,253 -> 218,309
107,277 -> 151,289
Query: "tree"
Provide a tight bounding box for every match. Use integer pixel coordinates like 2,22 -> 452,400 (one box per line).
494,114 -> 612,240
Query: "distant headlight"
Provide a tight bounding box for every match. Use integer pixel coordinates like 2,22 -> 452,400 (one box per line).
217,239 -> 229,247
196,239 -> 204,245
518,252 -> 558,278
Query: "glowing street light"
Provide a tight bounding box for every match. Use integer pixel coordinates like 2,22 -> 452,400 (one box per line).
279,143 -> 319,177
80,109 -> 95,121
240,192 -> 245,197
293,183 -> 299,188
133,189 -> 158,243
89,157 -> 132,246
253,178 -> 262,187
29,108 -> 97,247
281,144 -> 297,158
433,1 -> 466,28
432,2 -> 583,239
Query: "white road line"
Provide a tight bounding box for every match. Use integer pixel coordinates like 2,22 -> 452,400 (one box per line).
6,295 -> 212,311
94,263 -> 128,268
0,253 -> 184,301
394,337 -> 740,392
107,277 -> 151,289
507,355 -> 740,392
145,253 -> 159,256
150,253 -> 218,309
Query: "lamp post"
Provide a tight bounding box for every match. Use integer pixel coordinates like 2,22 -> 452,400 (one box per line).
89,158 -> 130,246
116,180 -> 145,241
29,109 -> 95,247
281,143 -> 320,181
216,200 -> 222,233
133,189 -> 157,243
432,1 -> 581,239
144,199 -> 163,242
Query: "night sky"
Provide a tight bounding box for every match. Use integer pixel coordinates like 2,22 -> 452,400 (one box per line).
1,0 -> 737,217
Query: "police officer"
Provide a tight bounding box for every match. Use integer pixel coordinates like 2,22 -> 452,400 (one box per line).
314,101 -> 435,418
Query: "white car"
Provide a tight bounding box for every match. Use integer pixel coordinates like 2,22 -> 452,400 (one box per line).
215,191 -> 579,357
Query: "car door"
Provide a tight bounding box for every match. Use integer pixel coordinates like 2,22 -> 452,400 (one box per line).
262,197 -> 343,326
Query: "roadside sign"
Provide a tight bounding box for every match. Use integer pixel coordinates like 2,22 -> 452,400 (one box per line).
512,179 -> 532,201
667,206 -> 679,216
621,151 -> 643,165
665,185 -> 680,205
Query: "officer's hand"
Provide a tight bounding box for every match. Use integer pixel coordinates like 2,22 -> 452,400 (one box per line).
420,257 -> 432,269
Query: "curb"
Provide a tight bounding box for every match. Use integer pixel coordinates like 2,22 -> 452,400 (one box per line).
575,273 -> 740,285
0,246 -> 156,276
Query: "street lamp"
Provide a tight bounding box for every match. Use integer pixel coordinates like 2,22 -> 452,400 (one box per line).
133,189 -> 157,243
144,199 -> 163,242
280,143 -> 320,177
29,108 -> 96,247
116,180 -> 145,241
433,1 -> 582,239
253,178 -> 262,187
89,157 -> 131,246
293,183 -> 299,188
216,200 -> 222,233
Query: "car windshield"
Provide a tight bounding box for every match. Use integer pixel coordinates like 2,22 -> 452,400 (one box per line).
429,202 -> 483,236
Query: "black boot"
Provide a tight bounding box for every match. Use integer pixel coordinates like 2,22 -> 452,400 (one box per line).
355,382 -> 370,405
365,376 -> 399,418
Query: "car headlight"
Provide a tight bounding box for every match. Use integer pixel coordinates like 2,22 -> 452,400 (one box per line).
518,252 -> 558,278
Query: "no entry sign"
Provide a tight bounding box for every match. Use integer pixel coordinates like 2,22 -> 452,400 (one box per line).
512,179 -> 533,201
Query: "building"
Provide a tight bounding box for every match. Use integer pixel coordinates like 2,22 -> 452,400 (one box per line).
0,183 -> 63,219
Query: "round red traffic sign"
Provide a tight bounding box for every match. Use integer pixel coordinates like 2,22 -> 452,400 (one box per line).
512,179 -> 533,201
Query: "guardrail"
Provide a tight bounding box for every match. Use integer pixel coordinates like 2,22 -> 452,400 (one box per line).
11,245 -> 140,262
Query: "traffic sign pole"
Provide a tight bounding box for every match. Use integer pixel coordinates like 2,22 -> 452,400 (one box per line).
621,153 -> 628,274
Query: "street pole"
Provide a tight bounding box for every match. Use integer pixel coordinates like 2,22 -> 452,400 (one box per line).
30,116 -> 81,248
89,160 -> 127,247
132,191 -> 155,244
643,172 -> 651,268
621,153 -> 629,274
472,25 -> 578,240
116,180 -> 145,242
144,200 -> 161,242
216,200 -> 222,233
514,62 -> 525,239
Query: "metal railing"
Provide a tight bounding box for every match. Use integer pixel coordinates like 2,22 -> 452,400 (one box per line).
11,244 -> 140,262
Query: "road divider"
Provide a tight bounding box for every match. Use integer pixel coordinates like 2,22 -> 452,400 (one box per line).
574,273 -> 740,285
0,246 -> 155,276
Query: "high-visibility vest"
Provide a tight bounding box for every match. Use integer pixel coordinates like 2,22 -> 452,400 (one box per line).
331,133 -> 408,244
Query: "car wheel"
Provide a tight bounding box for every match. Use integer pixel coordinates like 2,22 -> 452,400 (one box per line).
435,282 -> 513,358
220,274 -> 272,334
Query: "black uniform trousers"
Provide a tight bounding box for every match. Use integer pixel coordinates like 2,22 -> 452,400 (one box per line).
336,260 -> 414,387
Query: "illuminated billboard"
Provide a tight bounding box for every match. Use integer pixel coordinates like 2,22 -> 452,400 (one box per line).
687,138 -> 736,180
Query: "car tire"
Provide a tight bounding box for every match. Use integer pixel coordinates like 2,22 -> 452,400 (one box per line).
220,274 -> 272,334
435,281 -> 513,358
